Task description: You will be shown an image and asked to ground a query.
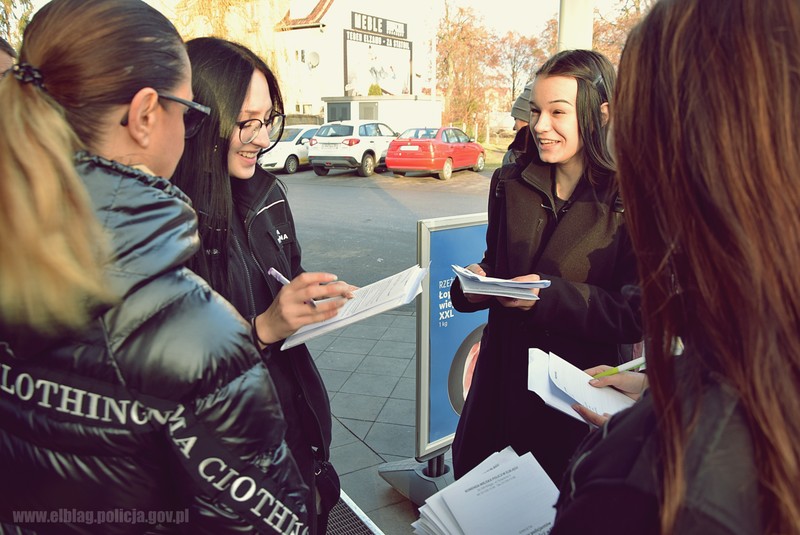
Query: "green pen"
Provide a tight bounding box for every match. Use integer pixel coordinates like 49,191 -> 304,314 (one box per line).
592,355 -> 646,379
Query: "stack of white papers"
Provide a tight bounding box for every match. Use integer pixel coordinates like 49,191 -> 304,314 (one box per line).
451,264 -> 551,301
527,348 -> 636,421
412,447 -> 558,535
282,265 -> 428,350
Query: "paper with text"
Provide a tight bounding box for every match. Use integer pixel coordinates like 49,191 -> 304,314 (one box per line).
527,348 -> 636,421
451,264 -> 551,301
282,265 -> 427,350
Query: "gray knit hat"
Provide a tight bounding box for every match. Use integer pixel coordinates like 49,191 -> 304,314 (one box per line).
510,83 -> 533,122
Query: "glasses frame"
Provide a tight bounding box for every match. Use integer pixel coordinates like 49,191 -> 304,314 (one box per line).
158,93 -> 211,139
119,92 -> 211,139
235,112 -> 286,151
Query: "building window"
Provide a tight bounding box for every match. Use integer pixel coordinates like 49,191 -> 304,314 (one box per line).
328,103 -> 351,122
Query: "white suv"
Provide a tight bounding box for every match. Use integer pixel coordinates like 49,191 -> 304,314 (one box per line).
308,120 -> 398,177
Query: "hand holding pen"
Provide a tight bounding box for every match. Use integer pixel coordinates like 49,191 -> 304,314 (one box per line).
572,360 -> 648,427
251,269 -> 355,347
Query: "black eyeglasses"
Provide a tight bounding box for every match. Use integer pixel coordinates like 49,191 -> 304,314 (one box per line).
235,112 -> 285,151
119,93 -> 211,139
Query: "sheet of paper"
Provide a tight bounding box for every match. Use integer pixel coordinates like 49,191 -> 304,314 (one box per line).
281,265 -> 427,350
528,348 -> 582,420
547,352 -> 636,416
452,265 -> 550,301
440,451 -> 558,535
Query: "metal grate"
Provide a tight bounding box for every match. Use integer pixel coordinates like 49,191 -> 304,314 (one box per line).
326,491 -> 385,535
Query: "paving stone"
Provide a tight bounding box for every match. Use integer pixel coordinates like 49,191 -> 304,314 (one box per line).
330,440 -> 384,475
326,337 -> 378,355
330,391 -> 386,421
376,398 -> 416,426
340,323 -> 388,340
365,422 -> 416,458
340,372 -> 401,397
318,368 -> 351,392
368,340 -> 416,359
315,351 -> 365,372
390,377 -> 416,401
357,355 -> 409,377
338,417 -> 373,440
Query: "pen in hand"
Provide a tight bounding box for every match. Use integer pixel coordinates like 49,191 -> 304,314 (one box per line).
591,355 -> 646,379
268,267 -> 317,308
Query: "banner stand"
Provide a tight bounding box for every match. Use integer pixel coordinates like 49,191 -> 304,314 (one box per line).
377,454 -> 454,507
379,213 -> 488,506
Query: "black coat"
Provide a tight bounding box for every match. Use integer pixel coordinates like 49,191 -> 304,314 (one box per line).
552,357 -> 760,535
450,161 -> 642,483
0,154 -> 308,534
226,167 -> 337,535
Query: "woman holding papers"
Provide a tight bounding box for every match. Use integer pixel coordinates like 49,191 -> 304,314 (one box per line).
171,38 -> 352,534
552,0 -> 800,533
450,49 -> 642,483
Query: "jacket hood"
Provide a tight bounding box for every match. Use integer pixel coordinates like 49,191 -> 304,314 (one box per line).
76,153 -> 200,301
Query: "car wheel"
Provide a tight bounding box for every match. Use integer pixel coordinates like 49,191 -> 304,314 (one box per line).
285,155 -> 299,174
357,153 -> 375,177
473,153 -> 485,172
312,166 -> 329,176
438,158 -> 453,180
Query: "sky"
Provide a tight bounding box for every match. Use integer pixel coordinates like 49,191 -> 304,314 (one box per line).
450,0 -> 622,38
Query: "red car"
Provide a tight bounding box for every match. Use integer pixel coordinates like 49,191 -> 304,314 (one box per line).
385,127 -> 486,180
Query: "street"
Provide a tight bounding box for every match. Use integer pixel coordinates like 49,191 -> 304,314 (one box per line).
280,166 -> 493,294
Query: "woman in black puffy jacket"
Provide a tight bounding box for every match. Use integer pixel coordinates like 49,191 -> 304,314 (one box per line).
0,1 -> 309,533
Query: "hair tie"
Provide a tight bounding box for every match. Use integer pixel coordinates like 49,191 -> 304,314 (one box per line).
12,62 -> 45,90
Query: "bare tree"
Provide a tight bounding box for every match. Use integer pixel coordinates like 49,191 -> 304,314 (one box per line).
497,31 -> 543,99
437,1 -> 500,138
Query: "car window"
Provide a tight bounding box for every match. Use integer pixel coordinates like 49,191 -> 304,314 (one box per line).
281,126 -> 301,141
454,129 -> 470,143
377,124 -> 396,137
360,123 -> 379,137
300,128 -> 318,141
317,124 -> 353,137
442,129 -> 454,143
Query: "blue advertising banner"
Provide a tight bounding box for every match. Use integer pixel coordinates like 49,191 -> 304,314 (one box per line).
416,214 -> 488,461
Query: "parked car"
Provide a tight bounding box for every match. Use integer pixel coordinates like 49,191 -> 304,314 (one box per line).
308,120 -> 398,177
258,124 -> 319,174
385,127 -> 486,180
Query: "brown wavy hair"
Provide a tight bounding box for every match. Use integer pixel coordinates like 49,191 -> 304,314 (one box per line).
615,0 -> 800,532
0,0 -> 186,334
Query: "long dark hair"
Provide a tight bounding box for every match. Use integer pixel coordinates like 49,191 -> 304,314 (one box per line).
615,0 -> 800,532
172,37 -> 284,300
519,49 -> 616,191
0,0 -> 185,333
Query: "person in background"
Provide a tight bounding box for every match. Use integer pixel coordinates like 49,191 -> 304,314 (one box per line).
502,82 -> 533,166
551,0 -> 800,533
0,1 -> 310,533
450,49 -> 642,484
171,37 -> 353,535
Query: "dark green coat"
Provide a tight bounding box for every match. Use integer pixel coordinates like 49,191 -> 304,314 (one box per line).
451,160 -> 642,483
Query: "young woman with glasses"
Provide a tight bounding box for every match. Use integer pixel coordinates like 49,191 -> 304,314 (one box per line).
171,37 -> 354,535
0,1 -> 311,533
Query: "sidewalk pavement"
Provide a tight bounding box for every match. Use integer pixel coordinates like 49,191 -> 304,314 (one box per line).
307,305 -> 426,534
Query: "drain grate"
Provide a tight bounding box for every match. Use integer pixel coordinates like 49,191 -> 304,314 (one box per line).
326,491 -> 385,535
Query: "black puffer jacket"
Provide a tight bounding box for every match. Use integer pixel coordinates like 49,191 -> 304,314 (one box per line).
0,154 -> 308,535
